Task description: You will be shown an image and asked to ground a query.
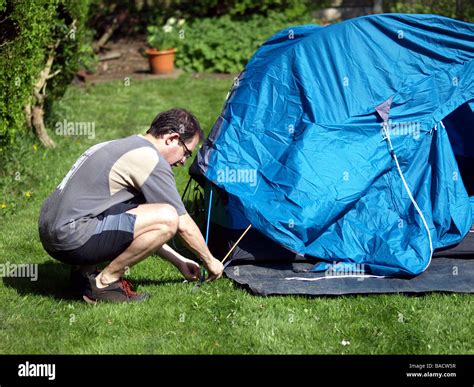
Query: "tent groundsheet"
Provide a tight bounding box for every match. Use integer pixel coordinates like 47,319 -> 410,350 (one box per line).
224,257 -> 474,296
224,228 -> 474,295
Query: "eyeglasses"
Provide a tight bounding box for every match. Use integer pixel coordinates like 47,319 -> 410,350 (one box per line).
178,137 -> 192,159
169,127 -> 193,159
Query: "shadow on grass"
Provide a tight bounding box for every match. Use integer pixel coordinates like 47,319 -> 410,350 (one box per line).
2,261 -> 184,301
2,261 -> 77,301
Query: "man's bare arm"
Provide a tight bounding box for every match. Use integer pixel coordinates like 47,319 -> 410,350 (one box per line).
177,213 -> 223,280
157,243 -> 200,281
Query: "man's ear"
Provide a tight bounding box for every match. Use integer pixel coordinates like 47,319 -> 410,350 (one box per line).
165,132 -> 180,145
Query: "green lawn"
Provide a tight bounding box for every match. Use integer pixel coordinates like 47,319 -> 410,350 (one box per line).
0,73 -> 472,354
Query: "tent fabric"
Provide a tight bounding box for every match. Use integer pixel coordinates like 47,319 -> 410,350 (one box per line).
193,14 -> 474,277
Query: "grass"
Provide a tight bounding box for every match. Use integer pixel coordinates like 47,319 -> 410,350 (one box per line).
0,73 -> 472,354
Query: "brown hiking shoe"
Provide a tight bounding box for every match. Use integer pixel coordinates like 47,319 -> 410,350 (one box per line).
70,267 -> 100,296
82,274 -> 150,304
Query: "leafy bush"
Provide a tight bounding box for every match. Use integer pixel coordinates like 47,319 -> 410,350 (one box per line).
175,12 -> 315,73
176,0 -> 314,19
88,0 -> 321,37
0,0 -> 93,148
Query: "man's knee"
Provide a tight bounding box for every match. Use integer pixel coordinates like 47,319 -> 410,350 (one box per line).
159,204 -> 179,237
128,203 -> 179,238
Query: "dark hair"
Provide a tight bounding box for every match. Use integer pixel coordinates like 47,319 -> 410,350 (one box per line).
146,108 -> 204,143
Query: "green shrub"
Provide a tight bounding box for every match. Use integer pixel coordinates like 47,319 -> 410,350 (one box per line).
177,0 -> 313,19
88,0 -> 321,36
174,12 -> 315,73
0,0 -> 93,148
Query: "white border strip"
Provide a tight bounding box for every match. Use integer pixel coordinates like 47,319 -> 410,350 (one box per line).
285,274 -> 386,281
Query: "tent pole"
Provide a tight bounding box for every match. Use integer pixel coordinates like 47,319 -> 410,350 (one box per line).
181,176 -> 193,200
222,224 -> 252,264
205,185 -> 213,244
198,184 -> 214,283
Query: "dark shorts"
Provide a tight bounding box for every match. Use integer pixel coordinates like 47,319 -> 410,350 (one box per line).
48,202 -> 139,266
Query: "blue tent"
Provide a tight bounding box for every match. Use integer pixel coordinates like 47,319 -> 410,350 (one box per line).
192,14 -> 474,277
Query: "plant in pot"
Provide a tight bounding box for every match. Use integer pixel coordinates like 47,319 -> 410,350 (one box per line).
146,18 -> 184,75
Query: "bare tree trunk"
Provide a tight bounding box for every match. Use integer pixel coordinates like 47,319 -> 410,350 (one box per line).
24,101 -> 32,130
92,9 -> 129,53
32,105 -> 55,148
26,19 -> 76,148
27,40 -> 62,148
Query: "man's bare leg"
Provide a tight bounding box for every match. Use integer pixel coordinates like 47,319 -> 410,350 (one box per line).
96,203 -> 178,287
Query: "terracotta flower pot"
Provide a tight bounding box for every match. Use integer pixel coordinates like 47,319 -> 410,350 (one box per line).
146,48 -> 176,74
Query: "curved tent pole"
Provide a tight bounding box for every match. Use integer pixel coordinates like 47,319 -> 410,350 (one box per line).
382,121 -> 434,270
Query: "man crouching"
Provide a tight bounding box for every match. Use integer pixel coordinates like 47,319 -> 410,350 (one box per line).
38,108 -> 223,303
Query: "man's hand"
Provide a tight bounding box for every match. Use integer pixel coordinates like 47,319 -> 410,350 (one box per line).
178,258 -> 201,281
203,257 -> 224,281
177,214 -> 225,281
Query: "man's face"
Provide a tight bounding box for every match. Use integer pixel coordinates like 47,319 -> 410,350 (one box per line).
165,132 -> 200,167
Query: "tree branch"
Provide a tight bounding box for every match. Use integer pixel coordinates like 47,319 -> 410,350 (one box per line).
47,69 -> 61,79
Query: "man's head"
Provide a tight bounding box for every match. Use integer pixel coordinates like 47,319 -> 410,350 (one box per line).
146,108 -> 204,167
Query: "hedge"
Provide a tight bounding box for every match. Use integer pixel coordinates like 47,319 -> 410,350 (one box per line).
0,0 -> 92,148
